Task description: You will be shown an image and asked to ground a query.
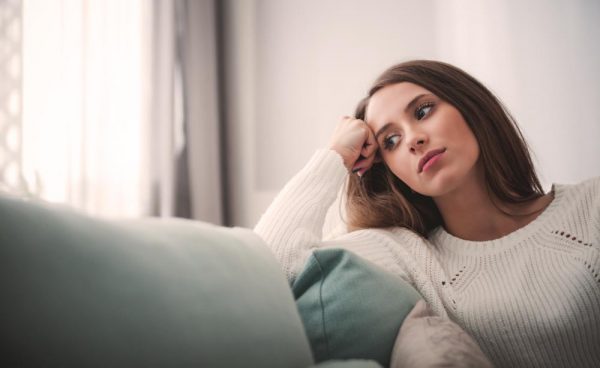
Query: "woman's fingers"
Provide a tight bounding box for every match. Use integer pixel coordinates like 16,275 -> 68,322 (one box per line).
352,154 -> 373,176
360,124 -> 378,158
352,123 -> 380,177
329,115 -> 383,176
329,116 -> 372,171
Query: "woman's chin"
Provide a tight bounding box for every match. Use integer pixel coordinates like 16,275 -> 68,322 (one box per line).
412,173 -> 460,198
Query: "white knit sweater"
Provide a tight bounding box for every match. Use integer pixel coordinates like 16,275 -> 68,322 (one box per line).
254,149 -> 600,368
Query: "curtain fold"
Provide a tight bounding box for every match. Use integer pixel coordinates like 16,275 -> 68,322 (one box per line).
151,0 -> 226,225
20,0 -> 152,217
7,0 -> 227,223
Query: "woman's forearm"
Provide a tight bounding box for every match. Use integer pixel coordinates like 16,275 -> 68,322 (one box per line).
253,149 -> 348,282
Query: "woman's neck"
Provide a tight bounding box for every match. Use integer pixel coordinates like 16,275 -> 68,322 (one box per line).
433,170 -> 553,242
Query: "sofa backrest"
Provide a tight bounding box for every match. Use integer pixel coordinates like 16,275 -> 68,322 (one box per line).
0,193 -> 313,368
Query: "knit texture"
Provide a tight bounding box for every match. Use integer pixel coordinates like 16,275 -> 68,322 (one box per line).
254,149 -> 600,368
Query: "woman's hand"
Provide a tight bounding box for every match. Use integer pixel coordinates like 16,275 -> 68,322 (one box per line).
329,116 -> 380,176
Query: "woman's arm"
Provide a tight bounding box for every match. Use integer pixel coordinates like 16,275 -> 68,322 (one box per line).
254,116 -> 379,283
254,149 -> 348,283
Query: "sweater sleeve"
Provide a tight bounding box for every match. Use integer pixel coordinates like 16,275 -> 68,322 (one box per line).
253,149 -> 349,282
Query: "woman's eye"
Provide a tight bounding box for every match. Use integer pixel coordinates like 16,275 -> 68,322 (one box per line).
383,134 -> 401,150
415,103 -> 434,120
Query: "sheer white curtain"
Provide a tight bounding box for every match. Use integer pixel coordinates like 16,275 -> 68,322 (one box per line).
21,0 -> 153,217
19,0 -> 225,223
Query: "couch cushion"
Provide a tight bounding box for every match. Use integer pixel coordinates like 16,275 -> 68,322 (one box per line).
0,193 -> 313,368
293,248 -> 422,367
390,299 -> 493,368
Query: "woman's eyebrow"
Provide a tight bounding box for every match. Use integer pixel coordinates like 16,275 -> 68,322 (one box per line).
373,93 -> 428,141
404,93 -> 427,114
374,123 -> 394,142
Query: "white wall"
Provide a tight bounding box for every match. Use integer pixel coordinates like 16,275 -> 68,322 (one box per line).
223,0 -> 600,228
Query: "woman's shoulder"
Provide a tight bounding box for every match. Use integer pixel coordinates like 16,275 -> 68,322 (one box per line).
577,176 -> 600,207
333,225 -> 430,248
572,176 -> 600,188
555,176 -> 600,199
550,177 -> 600,222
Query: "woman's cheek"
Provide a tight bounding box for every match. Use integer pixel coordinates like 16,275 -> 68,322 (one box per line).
393,166 -> 413,186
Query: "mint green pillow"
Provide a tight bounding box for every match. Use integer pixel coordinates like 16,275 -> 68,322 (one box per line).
0,193 -> 313,368
293,248 -> 422,367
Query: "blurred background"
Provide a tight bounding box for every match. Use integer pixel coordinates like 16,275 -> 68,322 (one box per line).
0,0 -> 598,228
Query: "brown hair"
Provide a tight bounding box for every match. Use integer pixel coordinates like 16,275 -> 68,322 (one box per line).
345,60 -> 545,237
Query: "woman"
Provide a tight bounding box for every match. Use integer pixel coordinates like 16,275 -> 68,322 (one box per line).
254,60 -> 600,367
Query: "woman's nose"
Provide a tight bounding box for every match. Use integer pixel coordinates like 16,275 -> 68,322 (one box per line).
408,132 -> 428,153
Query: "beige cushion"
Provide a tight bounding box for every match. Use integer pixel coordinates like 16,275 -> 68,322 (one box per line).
391,300 -> 493,368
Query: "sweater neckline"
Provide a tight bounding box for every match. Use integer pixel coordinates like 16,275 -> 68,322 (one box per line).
429,183 -> 565,255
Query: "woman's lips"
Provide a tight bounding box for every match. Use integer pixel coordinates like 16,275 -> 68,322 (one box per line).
421,151 -> 445,173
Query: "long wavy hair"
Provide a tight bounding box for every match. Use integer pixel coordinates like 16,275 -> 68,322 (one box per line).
345,60 -> 545,237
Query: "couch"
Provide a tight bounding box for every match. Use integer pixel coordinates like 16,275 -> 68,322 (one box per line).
0,192 -> 493,368
0,192 -> 401,367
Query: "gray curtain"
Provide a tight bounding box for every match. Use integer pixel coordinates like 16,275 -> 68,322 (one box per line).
150,0 -> 227,225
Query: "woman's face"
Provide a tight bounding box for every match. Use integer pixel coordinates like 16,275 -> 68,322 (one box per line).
365,82 -> 480,197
